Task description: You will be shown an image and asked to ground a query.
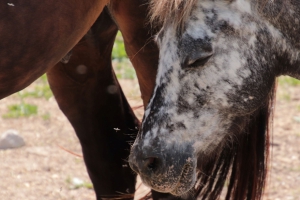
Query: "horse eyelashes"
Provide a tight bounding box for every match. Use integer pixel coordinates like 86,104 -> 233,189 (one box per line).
185,54 -> 212,69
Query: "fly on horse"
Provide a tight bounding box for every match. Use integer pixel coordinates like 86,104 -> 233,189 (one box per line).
129,0 -> 300,199
0,0 -> 167,199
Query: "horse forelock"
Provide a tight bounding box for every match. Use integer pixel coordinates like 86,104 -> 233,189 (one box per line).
149,0 -> 235,29
149,0 -> 198,28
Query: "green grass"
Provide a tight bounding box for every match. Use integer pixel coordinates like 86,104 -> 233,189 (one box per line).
23,86 -> 52,99
19,84 -> 53,100
113,59 -> 136,80
19,74 -> 53,100
278,76 -> 300,86
289,166 -> 300,172
65,176 -> 94,190
3,102 -> 38,118
41,112 -> 51,120
279,92 -> 291,101
277,76 -> 300,102
112,32 -> 127,61
2,75 -> 52,119
112,32 -> 136,80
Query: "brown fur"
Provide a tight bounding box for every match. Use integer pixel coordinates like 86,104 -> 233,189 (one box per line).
0,0 -> 159,199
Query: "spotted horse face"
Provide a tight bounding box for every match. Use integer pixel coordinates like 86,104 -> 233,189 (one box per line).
129,0 -> 285,196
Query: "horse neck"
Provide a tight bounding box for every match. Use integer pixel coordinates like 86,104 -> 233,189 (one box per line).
254,0 -> 300,79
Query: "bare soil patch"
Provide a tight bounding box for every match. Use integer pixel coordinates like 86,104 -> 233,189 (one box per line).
0,79 -> 299,200
265,83 -> 300,200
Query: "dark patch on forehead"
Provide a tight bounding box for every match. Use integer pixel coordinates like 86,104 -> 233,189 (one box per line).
202,6 -> 238,35
203,8 -> 218,26
218,20 -> 239,36
190,7 -> 230,35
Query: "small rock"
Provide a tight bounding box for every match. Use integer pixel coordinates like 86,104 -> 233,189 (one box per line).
0,129 -> 25,150
293,116 -> 300,123
72,177 -> 83,185
71,177 -> 84,189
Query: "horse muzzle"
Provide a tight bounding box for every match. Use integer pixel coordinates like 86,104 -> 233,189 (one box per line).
128,142 -> 197,196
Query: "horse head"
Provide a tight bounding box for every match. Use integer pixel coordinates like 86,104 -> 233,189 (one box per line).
129,0 -> 300,198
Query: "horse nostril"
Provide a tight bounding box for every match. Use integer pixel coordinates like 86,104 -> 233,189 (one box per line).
145,157 -> 158,171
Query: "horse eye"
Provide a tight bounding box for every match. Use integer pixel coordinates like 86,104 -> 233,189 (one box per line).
187,54 -> 213,68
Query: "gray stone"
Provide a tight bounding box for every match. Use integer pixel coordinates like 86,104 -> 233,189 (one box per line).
0,129 -> 25,150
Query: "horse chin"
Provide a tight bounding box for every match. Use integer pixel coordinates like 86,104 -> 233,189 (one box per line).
139,162 -> 196,196
169,163 -> 196,196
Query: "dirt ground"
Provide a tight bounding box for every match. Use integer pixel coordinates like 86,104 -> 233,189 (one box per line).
0,78 -> 300,200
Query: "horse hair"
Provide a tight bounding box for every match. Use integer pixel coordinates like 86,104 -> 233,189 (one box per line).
149,0 -> 235,29
192,82 -> 276,200
149,0 -> 197,29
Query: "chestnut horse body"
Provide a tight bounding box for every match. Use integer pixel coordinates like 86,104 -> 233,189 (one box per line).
0,0 -> 169,199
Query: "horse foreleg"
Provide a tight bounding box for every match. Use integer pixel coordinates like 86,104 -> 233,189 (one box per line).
47,8 -> 139,199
